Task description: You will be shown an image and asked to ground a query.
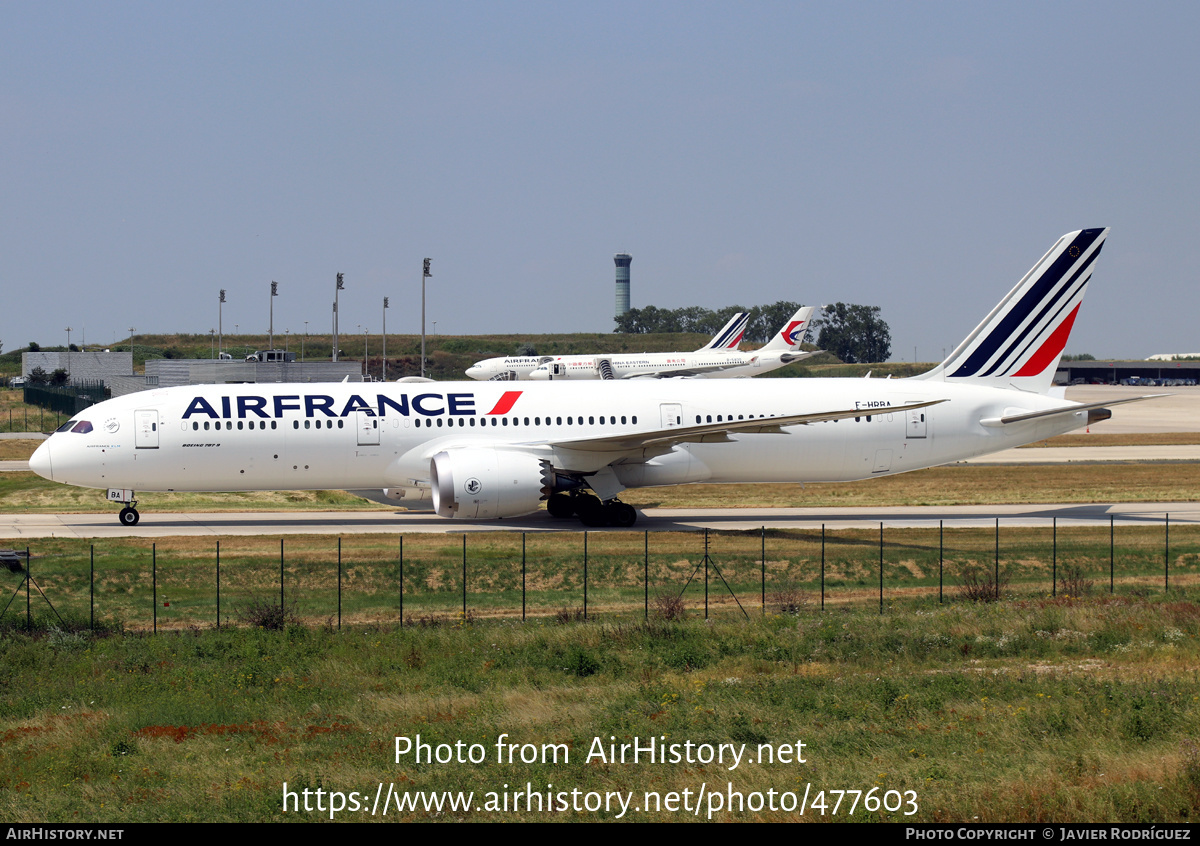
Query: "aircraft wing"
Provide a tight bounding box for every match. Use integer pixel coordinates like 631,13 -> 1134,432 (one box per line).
545,398 -> 948,455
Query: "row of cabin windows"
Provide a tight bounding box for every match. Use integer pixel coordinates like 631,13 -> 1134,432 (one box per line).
696,413 -> 777,423
414,414 -> 637,428
189,416 -> 639,431
192,420 -> 281,431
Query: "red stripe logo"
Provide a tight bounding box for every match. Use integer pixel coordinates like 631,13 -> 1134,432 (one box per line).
487,391 -> 523,415
1012,304 -> 1081,377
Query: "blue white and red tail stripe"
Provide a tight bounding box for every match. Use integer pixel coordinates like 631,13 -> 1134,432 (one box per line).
915,228 -> 1108,394
698,312 -> 749,351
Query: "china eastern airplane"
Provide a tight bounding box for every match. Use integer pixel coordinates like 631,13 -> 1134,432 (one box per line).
464,309 -> 760,381
526,306 -> 818,380
30,228 -> 1153,529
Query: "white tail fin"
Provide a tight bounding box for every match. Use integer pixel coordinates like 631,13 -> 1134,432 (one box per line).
759,306 -> 816,352
913,228 -> 1108,395
696,312 -> 749,351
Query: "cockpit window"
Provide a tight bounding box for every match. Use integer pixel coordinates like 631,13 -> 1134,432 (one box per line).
56,421 -> 75,433
72,421 -> 93,434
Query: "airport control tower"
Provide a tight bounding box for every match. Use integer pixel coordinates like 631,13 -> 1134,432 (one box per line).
614,253 -> 632,318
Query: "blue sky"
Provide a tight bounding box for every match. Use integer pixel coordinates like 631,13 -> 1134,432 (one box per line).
3,1 -> 1197,361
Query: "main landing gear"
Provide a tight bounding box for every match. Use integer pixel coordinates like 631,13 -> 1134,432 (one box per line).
547,493 -> 637,528
118,506 -> 140,526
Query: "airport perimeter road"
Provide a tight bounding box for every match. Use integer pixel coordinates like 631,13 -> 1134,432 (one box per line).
2,502 -> 1198,539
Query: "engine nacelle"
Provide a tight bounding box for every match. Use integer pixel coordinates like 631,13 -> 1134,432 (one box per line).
430,448 -> 553,519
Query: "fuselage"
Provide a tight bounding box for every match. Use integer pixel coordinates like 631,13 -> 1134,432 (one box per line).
30,378 -> 1089,499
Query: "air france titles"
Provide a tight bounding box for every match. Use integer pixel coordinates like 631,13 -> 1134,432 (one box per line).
181,391 -> 523,421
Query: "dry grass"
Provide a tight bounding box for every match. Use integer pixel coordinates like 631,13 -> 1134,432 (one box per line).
1023,432 -> 1200,447
0,439 -> 43,460
622,462 -> 1200,508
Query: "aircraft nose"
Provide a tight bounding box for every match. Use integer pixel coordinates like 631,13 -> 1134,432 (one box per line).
529,368 -> 549,381
28,439 -> 53,481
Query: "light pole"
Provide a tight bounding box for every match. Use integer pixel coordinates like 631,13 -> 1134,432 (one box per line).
285,329 -> 290,353
333,273 -> 344,362
303,321 -> 308,363
65,327 -> 72,380
382,297 -> 389,381
128,327 -> 136,372
210,329 -> 215,359
269,281 -> 278,351
218,289 -> 226,357
421,258 -> 431,378
363,326 -> 369,380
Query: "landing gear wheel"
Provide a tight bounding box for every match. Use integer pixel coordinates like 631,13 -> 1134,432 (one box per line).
119,507 -> 140,526
576,497 -> 608,527
606,501 -> 638,528
547,493 -> 576,518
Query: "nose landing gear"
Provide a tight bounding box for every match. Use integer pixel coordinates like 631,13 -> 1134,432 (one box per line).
108,489 -> 140,526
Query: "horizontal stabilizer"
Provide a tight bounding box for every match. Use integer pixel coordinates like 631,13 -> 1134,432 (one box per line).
979,394 -> 1166,427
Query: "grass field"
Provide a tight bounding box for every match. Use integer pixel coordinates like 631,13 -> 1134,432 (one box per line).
3,521 -> 1199,822
3,587 -> 1200,822
4,524 -> 1197,629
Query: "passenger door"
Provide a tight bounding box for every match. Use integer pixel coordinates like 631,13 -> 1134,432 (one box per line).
134,409 -> 159,449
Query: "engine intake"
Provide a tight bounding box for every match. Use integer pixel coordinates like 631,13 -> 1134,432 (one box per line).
430,448 -> 554,519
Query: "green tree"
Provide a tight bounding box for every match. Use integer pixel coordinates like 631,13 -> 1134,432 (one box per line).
747,301 -> 805,344
49,368 -> 70,387
815,303 -> 891,364
27,366 -> 48,386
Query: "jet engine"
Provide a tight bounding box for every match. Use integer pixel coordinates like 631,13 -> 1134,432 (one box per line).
430,448 -> 554,519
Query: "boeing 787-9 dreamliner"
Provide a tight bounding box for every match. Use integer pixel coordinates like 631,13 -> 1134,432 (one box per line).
31,228 -> 1152,528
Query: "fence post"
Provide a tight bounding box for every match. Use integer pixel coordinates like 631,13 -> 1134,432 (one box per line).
280,538 -> 285,610
1109,514 -> 1114,595
26,545 -> 31,628
461,535 -> 467,618
216,541 -> 220,629
90,545 -> 94,632
153,543 -> 157,634
1165,513 -> 1170,593
994,518 -> 1000,602
1052,517 -> 1057,598
338,537 -> 342,630
820,524 -> 825,612
761,526 -> 765,616
521,533 -> 526,623
938,520 -> 943,604
583,532 -> 588,622
399,536 -> 404,627
878,522 -> 884,615
644,530 -> 649,621
704,528 -> 709,620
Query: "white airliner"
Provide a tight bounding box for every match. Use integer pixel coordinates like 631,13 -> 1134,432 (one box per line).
527,306 -> 818,380
30,228 -> 1150,529
464,310 -> 761,381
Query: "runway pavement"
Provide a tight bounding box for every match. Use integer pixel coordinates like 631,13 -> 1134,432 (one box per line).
2,501 -> 1197,539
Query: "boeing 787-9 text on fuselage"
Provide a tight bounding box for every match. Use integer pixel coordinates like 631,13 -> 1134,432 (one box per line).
31,228 -> 1152,527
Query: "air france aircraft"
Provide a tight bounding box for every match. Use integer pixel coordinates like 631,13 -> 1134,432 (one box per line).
528,306 -> 817,380
465,311 -> 753,381
31,228 -> 1150,529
